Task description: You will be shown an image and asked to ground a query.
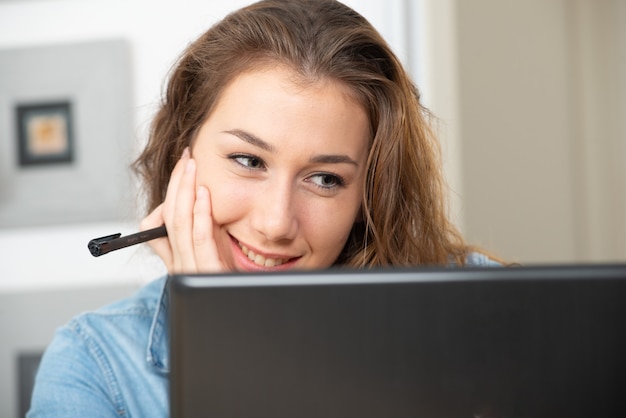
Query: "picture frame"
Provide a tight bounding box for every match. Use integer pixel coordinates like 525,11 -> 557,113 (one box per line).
16,101 -> 74,166
0,40 -> 134,228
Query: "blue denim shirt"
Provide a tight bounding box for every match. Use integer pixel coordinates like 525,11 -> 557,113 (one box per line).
28,252 -> 498,417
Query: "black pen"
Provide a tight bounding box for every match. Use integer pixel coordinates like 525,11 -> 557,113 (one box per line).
88,225 -> 168,257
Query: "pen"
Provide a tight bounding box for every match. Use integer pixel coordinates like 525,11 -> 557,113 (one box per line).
88,225 -> 168,257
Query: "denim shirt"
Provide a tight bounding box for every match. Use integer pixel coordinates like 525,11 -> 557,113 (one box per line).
28,252 -> 498,417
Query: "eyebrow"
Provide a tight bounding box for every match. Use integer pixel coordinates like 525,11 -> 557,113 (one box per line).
309,154 -> 359,167
223,129 -> 360,167
224,129 -> 275,152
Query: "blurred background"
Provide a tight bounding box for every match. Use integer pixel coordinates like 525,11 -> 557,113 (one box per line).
1,0 -> 625,416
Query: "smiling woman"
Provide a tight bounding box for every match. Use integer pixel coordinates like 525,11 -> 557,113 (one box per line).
133,0 -> 486,271
28,0 -> 499,416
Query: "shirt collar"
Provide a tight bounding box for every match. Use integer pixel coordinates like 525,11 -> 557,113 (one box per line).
146,276 -> 170,374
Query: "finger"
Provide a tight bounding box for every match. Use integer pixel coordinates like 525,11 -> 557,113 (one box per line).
170,156 -> 199,273
140,202 -> 164,231
160,148 -> 191,273
162,147 -> 190,224
193,186 -> 223,272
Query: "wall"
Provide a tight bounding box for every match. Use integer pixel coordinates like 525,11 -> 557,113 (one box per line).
568,0 -> 626,261
455,0 -> 626,263
415,0 -> 464,227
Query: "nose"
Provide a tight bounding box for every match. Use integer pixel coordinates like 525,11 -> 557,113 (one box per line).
251,179 -> 299,242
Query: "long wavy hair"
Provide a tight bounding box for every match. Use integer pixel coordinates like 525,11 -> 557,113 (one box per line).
133,0 -> 470,267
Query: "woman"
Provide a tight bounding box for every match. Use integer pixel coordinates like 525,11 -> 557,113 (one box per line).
29,0 -> 498,416
135,1 -> 486,271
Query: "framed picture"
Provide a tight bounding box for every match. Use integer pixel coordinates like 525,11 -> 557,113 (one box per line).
16,101 -> 74,166
0,40 -> 133,228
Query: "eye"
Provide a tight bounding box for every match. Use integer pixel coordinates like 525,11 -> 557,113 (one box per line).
230,154 -> 265,170
308,173 -> 345,190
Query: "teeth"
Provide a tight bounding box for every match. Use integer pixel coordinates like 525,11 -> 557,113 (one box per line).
239,244 -> 285,267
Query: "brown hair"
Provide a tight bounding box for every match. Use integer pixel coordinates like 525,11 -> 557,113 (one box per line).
133,0 -> 470,267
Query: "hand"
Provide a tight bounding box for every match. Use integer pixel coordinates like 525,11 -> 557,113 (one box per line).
140,148 -> 225,274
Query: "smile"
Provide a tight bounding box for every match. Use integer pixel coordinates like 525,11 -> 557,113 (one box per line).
238,243 -> 288,267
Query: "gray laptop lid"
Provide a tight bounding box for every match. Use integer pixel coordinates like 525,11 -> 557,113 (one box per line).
169,264 -> 626,418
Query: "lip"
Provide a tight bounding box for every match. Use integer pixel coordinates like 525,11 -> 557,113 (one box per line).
229,235 -> 301,272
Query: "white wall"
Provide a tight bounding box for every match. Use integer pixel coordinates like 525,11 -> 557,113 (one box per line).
0,0 -> 414,293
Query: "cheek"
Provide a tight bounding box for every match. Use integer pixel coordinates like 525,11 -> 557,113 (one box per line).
300,194 -> 361,252
205,182 -> 251,226
195,165 -> 250,226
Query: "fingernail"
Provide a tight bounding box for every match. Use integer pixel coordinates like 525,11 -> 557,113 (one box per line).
182,147 -> 190,159
196,186 -> 207,197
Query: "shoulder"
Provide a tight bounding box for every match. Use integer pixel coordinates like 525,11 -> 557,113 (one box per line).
97,276 -> 167,315
28,277 -> 169,417
64,277 -> 166,344
464,252 -> 502,267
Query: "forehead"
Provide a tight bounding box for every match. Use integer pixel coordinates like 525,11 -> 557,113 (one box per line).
215,62 -> 368,118
224,64 -> 362,107
205,66 -> 371,157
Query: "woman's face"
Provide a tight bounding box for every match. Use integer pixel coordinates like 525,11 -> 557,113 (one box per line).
191,66 -> 370,272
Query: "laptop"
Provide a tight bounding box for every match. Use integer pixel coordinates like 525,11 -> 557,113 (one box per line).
169,264 -> 626,418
